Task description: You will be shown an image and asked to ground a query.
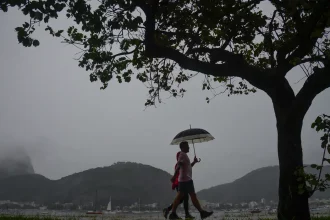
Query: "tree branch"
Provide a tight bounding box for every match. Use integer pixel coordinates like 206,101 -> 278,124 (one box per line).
276,0 -> 330,76
186,47 -> 244,64
291,66 -> 330,124
111,49 -> 138,59
265,10 -> 277,68
310,145 -> 327,197
299,56 -> 326,64
140,2 -> 277,95
155,30 -> 201,45
153,45 -> 278,95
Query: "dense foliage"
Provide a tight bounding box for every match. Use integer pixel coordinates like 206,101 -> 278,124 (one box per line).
1,0 -> 329,105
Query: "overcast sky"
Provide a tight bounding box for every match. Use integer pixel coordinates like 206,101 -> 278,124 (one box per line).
0,3 -> 329,192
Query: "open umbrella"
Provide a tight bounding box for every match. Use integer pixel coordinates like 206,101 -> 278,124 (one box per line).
170,125 -> 214,161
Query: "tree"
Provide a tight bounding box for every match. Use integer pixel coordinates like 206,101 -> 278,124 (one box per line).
1,0 -> 330,219
296,114 -> 330,197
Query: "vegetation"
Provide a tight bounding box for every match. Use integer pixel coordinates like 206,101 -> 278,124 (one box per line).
311,217 -> 330,220
6,163 -> 330,207
1,214 -> 330,220
198,165 -> 330,203
0,215 -> 81,220
1,0 -> 330,219
295,114 -> 330,196
0,162 -> 174,207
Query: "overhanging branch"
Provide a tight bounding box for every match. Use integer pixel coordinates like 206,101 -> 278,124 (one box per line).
140,0 -> 274,94
155,30 -> 201,45
291,66 -> 330,123
148,43 -> 275,94
186,47 -> 244,64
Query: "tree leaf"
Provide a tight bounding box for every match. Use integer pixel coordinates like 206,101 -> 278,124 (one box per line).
311,164 -> 318,168
44,15 -> 50,23
32,40 -> 40,47
0,4 -> 8,12
311,29 -> 323,38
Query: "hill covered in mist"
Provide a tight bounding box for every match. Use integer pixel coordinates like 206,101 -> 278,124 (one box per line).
0,162 -> 174,207
0,144 -> 35,178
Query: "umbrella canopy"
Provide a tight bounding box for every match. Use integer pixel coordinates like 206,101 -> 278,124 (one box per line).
170,128 -> 215,145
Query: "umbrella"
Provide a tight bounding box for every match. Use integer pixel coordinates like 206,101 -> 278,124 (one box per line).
170,125 -> 214,162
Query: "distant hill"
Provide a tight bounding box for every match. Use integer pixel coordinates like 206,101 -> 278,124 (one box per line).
0,162 -> 175,207
0,146 -> 35,179
197,165 -> 330,203
3,163 -> 330,207
0,174 -> 53,202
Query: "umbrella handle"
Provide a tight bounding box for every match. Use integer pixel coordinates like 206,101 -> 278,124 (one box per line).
192,140 -> 201,162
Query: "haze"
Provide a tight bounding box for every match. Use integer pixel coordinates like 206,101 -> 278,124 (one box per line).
0,2 -> 329,192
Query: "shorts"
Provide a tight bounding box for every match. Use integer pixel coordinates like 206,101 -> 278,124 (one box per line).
178,180 -> 195,194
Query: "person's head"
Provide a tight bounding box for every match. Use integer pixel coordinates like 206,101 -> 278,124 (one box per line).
179,141 -> 189,153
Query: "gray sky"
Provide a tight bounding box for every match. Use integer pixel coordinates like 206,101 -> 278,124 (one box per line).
0,3 -> 329,192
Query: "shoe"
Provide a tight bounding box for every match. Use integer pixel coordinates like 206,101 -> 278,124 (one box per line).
200,210 -> 213,220
163,208 -> 169,219
169,212 -> 182,220
185,213 -> 195,220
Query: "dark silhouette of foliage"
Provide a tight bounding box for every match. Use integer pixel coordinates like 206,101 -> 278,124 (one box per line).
295,115 -> 330,197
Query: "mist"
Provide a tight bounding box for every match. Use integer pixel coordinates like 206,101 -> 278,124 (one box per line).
0,136 -> 35,176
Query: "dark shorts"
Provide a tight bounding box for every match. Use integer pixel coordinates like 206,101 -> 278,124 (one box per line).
178,180 -> 195,194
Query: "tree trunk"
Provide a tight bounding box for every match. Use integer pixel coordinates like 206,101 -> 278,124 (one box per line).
276,112 -> 311,220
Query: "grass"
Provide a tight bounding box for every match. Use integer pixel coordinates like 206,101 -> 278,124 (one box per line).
0,214 -> 330,220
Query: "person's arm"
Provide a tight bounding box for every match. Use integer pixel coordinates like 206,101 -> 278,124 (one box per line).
174,162 -> 183,175
191,156 -> 199,167
171,161 -> 183,182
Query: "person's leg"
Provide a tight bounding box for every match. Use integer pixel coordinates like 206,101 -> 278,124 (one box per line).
183,193 -> 189,215
172,187 -> 185,210
171,191 -> 185,213
163,187 -> 189,219
186,180 -> 213,220
163,204 -> 172,219
169,184 -> 186,219
183,193 -> 194,219
164,187 -> 181,219
188,192 -> 202,211
189,193 -> 213,219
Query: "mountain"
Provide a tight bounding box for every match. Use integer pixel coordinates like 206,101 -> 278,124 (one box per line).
0,174 -> 53,202
0,146 -> 35,179
0,162 -> 175,207
3,162 -> 330,207
197,165 -> 330,203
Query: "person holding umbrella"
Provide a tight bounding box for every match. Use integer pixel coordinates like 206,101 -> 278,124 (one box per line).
163,151 -> 196,220
168,142 -> 213,220
168,127 -> 215,220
